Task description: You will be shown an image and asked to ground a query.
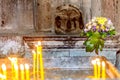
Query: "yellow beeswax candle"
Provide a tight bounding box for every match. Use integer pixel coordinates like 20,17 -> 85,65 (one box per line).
39,53 -> 44,80
25,64 -> 30,80
20,64 -> 25,80
1,64 -> 7,80
0,74 -> 6,80
8,57 -> 18,78
97,59 -> 101,78
102,61 -> 106,79
37,41 -> 42,54
37,41 -> 45,80
92,60 -> 97,78
37,52 -> 39,78
14,64 -> 18,80
32,50 -> 37,79
36,42 -> 41,77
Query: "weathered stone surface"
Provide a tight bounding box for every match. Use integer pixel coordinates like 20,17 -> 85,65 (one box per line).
54,4 -> 84,34
101,0 -> 119,32
0,0 -> 33,32
0,36 -> 24,57
0,0 -> 120,35
24,36 -> 119,69
34,0 -> 102,33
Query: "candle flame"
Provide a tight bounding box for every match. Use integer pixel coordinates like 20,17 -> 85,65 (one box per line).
25,64 -> 29,70
102,61 -> 105,67
32,50 -> 36,54
92,60 -> 96,64
38,41 -> 41,46
14,64 -> 18,70
35,41 -> 41,47
97,61 -> 101,65
20,64 -> 24,70
0,74 -> 6,79
96,58 -> 100,62
2,64 -> 6,71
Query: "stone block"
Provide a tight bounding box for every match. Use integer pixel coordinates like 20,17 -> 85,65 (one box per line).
44,56 -> 92,69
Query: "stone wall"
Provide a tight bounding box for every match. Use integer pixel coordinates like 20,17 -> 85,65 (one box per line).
35,0 -> 101,32
0,0 -> 120,34
0,0 -> 33,33
101,0 -> 120,33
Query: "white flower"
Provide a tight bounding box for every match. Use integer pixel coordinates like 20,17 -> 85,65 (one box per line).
84,28 -> 89,32
107,20 -> 113,25
91,18 -> 96,22
88,25 -> 92,30
93,23 -> 97,26
110,26 -> 115,30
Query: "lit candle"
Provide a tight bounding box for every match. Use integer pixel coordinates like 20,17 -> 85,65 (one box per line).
8,57 -> 14,76
32,50 -> 37,79
36,42 -> 40,78
96,59 -> 101,78
20,64 -> 25,80
0,74 -> 6,80
8,57 -> 18,79
25,64 -> 30,80
102,61 -> 106,79
1,64 -> 7,80
39,52 -> 44,80
37,41 -> 45,80
14,64 -> 18,80
37,41 -> 42,54
92,60 -> 97,78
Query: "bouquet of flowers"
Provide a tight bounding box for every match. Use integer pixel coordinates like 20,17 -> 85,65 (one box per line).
84,17 -> 116,54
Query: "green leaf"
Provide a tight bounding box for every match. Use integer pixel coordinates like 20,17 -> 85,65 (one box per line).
108,30 -> 116,36
86,31 -> 93,37
84,39 -> 95,52
86,43 -> 95,52
101,32 -> 107,38
99,39 -> 104,51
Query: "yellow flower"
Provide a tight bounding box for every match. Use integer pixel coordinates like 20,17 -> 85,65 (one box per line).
96,26 -> 99,29
101,26 -> 105,30
96,17 -> 107,25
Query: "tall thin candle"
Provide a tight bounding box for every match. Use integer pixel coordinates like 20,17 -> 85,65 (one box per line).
20,64 -> 25,80
92,60 -> 97,78
102,61 -> 106,79
1,64 -> 7,80
97,59 -> 101,78
32,50 -> 37,80
37,41 -> 45,80
14,64 -> 18,80
36,44 -> 40,78
25,64 -> 30,80
8,57 -> 18,79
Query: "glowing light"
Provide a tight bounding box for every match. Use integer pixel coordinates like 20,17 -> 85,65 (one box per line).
1,64 -> 7,79
25,64 -> 30,80
92,60 -> 97,78
20,64 -> 25,80
102,61 -> 106,79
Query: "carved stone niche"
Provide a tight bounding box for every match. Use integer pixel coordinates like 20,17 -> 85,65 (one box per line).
55,5 -> 84,34
55,4 -> 84,35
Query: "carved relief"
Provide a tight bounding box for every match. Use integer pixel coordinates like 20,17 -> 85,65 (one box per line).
55,4 -> 84,35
